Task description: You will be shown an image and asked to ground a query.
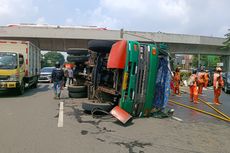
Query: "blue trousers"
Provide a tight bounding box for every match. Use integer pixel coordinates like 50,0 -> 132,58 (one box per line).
53,81 -> 62,97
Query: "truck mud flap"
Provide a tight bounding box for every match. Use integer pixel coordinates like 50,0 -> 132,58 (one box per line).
119,41 -> 139,114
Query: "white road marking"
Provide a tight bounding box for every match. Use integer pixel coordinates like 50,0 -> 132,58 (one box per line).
57,102 -> 64,127
172,116 -> 183,122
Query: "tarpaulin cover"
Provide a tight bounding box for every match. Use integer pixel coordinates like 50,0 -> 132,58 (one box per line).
107,40 -> 127,69
153,57 -> 171,109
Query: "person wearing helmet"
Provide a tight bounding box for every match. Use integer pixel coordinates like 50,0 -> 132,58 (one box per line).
188,69 -> 198,103
197,67 -> 205,94
213,67 -> 224,105
204,70 -> 209,88
51,62 -> 64,99
173,67 -> 181,96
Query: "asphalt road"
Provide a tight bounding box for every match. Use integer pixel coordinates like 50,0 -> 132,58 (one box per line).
0,84 -> 229,153
170,86 -> 230,123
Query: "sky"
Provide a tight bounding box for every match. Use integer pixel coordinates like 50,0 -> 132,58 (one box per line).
0,0 -> 229,37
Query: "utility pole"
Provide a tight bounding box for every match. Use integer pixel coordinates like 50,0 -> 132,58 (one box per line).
120,28 -> 124,39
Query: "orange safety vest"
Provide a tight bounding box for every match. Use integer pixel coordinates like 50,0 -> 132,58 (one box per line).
204,73 -> 209,81
198,72 -> 205,84
174,72 -> 180,81
189,74 -> 197,86
213,73 -> 224,88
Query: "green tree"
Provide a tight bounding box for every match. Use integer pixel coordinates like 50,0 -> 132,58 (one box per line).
192,55 -> 198,67
192,55 -> 220,69
223,29 -> 230,49
42,52 -> 65,67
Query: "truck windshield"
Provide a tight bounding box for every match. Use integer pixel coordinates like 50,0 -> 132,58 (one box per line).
0,52 -> 18,69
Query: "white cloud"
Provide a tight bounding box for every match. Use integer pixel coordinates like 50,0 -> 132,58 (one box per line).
71,7 -> 120,29
36,17 -> 46,24
96,0 -> 229,36
0,0 -> 38,24
0,0 -> 229,37
0,0 -> 11,17
65,18 -> 74,25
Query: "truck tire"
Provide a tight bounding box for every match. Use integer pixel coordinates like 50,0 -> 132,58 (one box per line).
66,49 -> 89,56
17,81 -> 25,95
67,56 -> 89,63
68,85 -> 87,93
31,82 -> 38,88
69,92 -> 87,98
88,40 -> 116,53
31,77 -> 38,88
82,101 -> 114,112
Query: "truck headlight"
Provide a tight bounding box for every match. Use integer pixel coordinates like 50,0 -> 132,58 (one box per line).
8,75 -> 19,81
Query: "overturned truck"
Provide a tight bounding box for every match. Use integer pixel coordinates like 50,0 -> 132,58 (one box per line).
82,40 -> 172,118
82,40 -> 171,117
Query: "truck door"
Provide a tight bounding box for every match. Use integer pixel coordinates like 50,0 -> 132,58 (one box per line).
18,54 -> 25,82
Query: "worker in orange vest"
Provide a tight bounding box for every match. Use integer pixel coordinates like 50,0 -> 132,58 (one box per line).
213,67 -> 224,105
188,69 -> 198,103
198,69 -> 205,94
173,67 -> 181,96
204,70 -> 209,88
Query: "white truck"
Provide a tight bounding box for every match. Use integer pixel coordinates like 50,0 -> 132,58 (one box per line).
0,40 -> 41,95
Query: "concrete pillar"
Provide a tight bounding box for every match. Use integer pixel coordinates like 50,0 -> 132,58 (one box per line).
170,53 -> 176,70
222,55 -> 230,72
198,53 -> 201,68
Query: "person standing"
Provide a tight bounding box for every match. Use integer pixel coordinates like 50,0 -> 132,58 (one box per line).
204,70 -> 209,88
51,62 -> 64,99
63,65 -> 68,87
198,69 -> 205,94
173,67 -> 181,96
68,67 -> 74,85
213,67 -> 224,105
188,69 -> 198,103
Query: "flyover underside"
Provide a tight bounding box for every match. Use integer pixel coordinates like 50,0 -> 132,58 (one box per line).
169,43 -> 230,56
1,37 -> 229,71
1,37 -> 229,56
0,37 -> 89,51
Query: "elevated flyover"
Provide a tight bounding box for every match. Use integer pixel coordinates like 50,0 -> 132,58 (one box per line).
0,25 -> 229,70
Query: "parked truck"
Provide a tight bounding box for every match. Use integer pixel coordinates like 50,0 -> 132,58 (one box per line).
0,40 -> 41,95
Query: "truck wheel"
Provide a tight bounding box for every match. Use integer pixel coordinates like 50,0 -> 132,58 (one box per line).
88,40 -> 116,53
69,92 -> 87,98
67,56 -> 89,63
66,49 -> 89,56
82,101 -> 114,112
68,85 -> 87,93
18,81 -> 25,95
32,82 -> 37,88
31,81 -> 38,88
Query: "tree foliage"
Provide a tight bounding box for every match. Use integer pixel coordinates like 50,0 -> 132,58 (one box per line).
41,52 -> 65,67
192,55 -> 220,68
223,29 -> 230,49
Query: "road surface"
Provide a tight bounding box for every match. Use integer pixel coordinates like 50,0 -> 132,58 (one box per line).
0,84 -> 229,153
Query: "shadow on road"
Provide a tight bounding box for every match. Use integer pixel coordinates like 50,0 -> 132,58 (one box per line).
0,83 -> 51,98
